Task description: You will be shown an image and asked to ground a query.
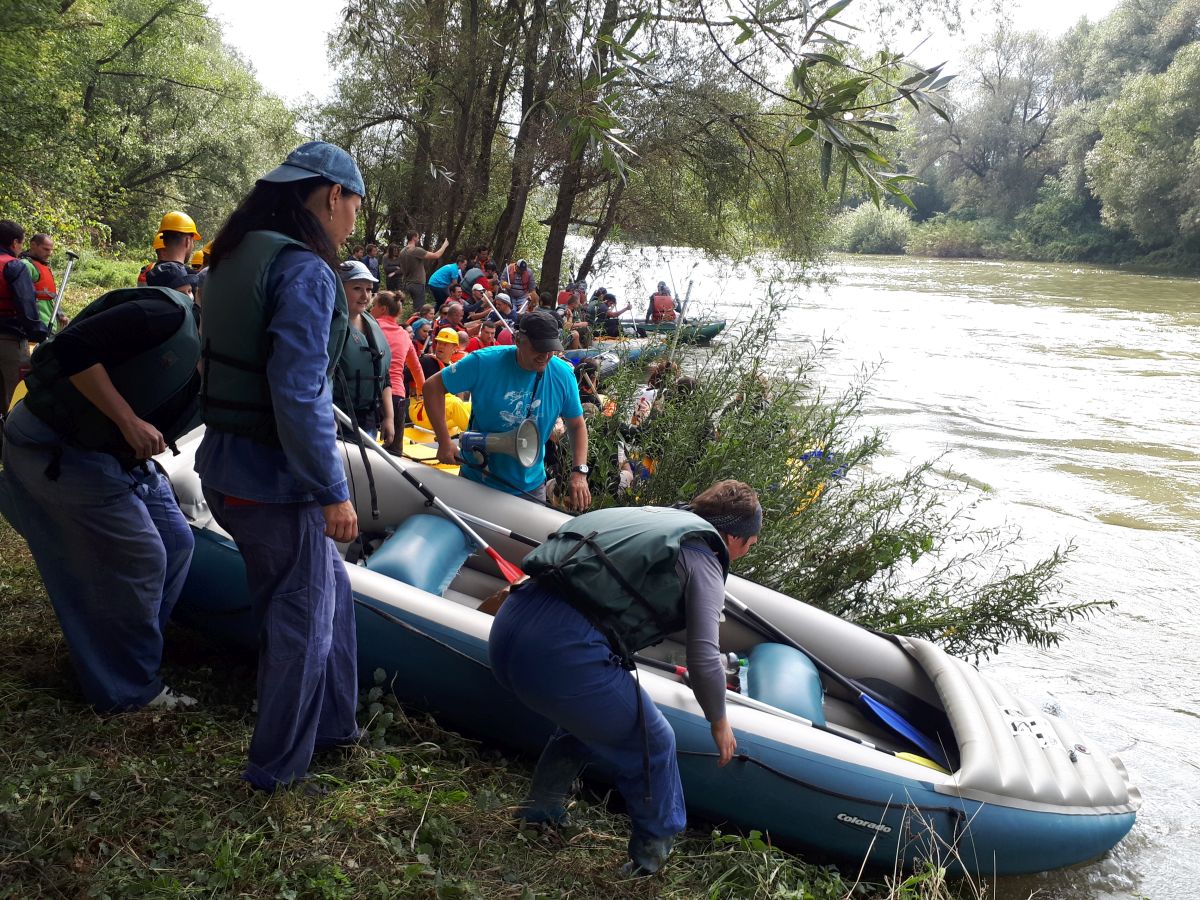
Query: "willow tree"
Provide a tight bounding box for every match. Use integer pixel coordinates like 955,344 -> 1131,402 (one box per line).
324,0 -> 951,284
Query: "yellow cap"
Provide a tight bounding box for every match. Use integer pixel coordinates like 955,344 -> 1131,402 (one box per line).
158,210 -> 201,240
190,249 -> 205,267
152,232 -> 165,251
435,327 -> 460,345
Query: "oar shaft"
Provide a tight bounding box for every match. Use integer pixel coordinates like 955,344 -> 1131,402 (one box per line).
333,405 -> 490,552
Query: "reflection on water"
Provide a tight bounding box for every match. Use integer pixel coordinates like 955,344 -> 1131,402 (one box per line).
592,248 -> 1200,899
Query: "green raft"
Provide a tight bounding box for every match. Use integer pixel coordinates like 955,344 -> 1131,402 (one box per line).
637,319 -> 726,343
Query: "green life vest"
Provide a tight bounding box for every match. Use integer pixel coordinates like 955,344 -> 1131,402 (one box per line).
333,312 -> 389,414
22,286 -> 201,462
523,506 -> 730,656
200,231 -> 348,445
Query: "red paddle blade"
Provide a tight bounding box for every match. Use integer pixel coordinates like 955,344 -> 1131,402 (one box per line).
486,547 -> 525,584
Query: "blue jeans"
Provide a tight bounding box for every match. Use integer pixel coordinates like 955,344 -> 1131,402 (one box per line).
0,404 -> 194,711
489,582 -> 687,853
203,489 -> 359,791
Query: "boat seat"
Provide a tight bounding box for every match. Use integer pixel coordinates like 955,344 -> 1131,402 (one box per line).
365,514 -> 473,597
746,643 -> 826,727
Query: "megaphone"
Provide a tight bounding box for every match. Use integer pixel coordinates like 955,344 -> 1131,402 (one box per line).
458,418 -> 540,469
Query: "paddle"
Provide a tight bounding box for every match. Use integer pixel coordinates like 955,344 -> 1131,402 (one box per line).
332,406 -> 526,584
632,653 -> 949,773
722,592 -> 951,769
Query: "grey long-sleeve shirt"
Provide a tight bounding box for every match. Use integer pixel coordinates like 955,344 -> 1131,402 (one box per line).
678,539 -> 729,723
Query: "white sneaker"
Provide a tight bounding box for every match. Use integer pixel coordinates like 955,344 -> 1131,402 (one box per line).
146,686 -> 198,710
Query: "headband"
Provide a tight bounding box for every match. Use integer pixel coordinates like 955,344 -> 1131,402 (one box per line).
693,505 -> 763,539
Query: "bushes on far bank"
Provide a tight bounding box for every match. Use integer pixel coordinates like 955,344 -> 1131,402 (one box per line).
829,203 -> 912,254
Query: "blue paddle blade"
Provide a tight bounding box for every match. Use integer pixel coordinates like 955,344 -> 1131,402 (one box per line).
860,692 -> 950,770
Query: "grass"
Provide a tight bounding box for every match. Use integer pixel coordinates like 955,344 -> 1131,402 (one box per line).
0,519 -> 994,899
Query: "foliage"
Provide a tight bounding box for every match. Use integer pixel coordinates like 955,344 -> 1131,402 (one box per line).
322,0 -> 954,288
0,519 -> 1003,899
1087,42 -> 1200,250
869,0 -> 1200,271
905,215 -> 1008,259
585,305 -> 1100,658
830,203 -> 913,254
0,0 -> 298,251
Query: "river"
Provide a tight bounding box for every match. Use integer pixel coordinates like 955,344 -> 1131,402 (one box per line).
589,248 -> 1200,898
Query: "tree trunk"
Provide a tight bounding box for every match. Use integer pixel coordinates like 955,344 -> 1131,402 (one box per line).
539,155 -> 583,294
575,179 -> 625,283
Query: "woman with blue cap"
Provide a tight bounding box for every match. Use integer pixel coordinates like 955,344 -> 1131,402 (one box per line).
195,141 -> 365,792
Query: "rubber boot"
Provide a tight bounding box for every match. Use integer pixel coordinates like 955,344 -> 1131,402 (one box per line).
517,731 -> 588,827
619,832 -> 675,876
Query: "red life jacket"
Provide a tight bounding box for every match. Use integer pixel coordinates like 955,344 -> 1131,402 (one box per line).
0,251 -> 20,317
650,293 -> 677,323
137,262 -> 154,285
506,264 -> 533,292
26,257 -> 56,303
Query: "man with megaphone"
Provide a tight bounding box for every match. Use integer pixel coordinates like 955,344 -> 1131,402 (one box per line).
423,309 -> 591,508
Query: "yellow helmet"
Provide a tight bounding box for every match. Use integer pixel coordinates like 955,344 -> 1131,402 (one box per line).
190,249 -> 205,267
152,232 -> 165,251
158,210 -> 201,240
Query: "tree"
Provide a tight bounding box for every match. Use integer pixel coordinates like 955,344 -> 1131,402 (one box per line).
1088,43 -> 1200,249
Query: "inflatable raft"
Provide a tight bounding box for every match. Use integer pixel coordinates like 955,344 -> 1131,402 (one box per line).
637,319 -> 727,343
161,429 -> 1139,876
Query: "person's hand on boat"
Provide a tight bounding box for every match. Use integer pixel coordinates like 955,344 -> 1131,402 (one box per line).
380,417 -> 396,447
568,471 -> 592,511
322,500 -> 359,543
436,440 -> 459,466
711,717 -> 736,766
119,415 -> 167,460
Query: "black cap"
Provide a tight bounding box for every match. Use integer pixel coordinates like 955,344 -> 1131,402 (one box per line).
146,261 -> 198,291
519,309 -> 563,352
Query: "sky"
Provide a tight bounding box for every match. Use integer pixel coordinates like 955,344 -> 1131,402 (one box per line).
206,0 -> 1121,107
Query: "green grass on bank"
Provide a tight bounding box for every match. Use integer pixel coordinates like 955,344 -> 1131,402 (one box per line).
2,519 -> 983,900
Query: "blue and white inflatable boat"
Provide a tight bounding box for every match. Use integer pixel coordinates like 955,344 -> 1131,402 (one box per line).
161,428 -> 1139,877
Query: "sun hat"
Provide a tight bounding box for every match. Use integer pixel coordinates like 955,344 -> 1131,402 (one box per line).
259,141 -> 366,198
338,259 -> 378,283
519,309 -> 563,352
435,327 -> 460,345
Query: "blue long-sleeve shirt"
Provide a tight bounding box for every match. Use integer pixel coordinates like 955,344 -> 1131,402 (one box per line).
194,248 -> 348,506
1,256 -> 48,341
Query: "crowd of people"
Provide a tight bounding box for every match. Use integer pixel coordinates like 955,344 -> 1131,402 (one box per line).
0,141 -> 758,878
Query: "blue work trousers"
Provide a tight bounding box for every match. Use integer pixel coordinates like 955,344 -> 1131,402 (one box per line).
489,582 -> 687,846
0,405 -> 194,711
203,489 -> 359,791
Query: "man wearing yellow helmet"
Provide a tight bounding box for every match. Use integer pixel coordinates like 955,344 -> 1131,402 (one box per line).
136,233 -> 168,286
157,211 -> 200,268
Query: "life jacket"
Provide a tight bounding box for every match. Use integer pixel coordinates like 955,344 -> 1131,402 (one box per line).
505,264 -> 533,294
24,256 -> 56,303
523,506 -> 729,657
23,256 -> 56,325
21,287 -> 201,461
334,313 -> 388,414
137,262 -> 154,285
200,231 -> 348,446
650,293 -> 677,323
0,251 -> 21,318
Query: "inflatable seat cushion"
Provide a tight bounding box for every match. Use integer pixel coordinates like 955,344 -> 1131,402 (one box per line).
746,642 -> 826,727
365,514 -> 473,596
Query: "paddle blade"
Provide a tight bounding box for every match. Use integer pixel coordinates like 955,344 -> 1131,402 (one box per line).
486,546 -> 525,584
860,693 -> 950,770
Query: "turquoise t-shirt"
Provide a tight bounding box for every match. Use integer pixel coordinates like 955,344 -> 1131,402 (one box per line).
428,262 -> 460,289
440,346 -> 583,495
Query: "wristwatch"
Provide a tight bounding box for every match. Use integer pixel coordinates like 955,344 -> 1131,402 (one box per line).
571,464 -> 590,475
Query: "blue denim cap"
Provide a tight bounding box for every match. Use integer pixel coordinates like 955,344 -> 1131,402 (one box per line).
259,141 -> 366,197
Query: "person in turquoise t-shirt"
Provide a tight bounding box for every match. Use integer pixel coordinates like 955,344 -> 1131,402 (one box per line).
423,309 -> 591,508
